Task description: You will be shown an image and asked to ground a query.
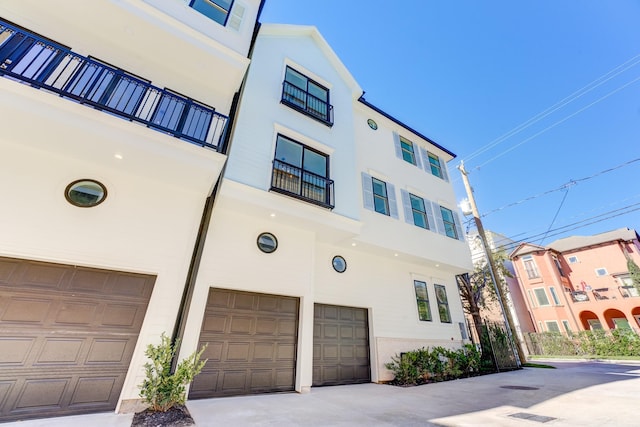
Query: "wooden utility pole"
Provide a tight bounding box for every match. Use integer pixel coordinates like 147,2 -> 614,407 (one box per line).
458,161 -> 526,365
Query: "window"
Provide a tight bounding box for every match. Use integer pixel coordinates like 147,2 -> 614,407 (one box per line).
190,0 -> 233,26
587,319 -> 603,330
527,289 -> 537,307
435,284 -> 451,323
549,286 -> 561,305
332,256 -> 347,273
281,66 -> 332,125
361,172 -> 398,218
522,255 -> 540,279
400,137 -> 417,165
65,179 -> 107,207
562,320 -> 571,333
257,232 -> 277,253
413,280 -> 432,321
545,321 -> 561,332
372,178 -> 389,215
567,256 -> 579,264
553,257 -> 565,277
595,268 -> 608,277
271,135 -> 333,208
533,288 -> 550,306
428,152 -> 444,178
439,207 -> 458,239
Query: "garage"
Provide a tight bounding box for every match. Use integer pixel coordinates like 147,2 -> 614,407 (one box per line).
0,256 -> 155,422
189,288 -> 299,398
313,304 -> 370,386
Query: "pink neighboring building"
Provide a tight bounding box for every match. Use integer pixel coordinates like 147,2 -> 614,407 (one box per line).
510,228 -> 640,333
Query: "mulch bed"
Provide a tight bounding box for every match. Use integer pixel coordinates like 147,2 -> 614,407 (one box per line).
132,405 -> 195,427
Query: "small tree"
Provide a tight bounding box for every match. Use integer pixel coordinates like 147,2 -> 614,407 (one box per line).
139,333 -> 208,412
627,256 -> 640,294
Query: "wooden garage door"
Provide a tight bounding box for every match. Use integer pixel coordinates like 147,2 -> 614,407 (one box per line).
0,257 -> 155,422
189,288 -> 299,399
313,304 -> 370,386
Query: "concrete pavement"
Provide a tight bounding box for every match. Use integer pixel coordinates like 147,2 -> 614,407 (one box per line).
6,360 -> 640,426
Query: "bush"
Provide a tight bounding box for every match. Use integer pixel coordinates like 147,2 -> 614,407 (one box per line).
526,329 -> 640,358
139,333 -> 208,412
385,344 -> 481,386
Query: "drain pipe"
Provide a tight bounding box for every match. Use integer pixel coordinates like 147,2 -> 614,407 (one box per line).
170,4 -> 265,370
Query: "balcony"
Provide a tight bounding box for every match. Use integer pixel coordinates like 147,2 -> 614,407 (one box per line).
571,290 -> 590,303
270,159 -> 334,209
0,20 -> 228,151
281,81 -> 333,126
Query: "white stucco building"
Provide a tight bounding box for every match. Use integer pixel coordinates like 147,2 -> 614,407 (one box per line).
176,24 -> 473,399
0,0 -> 262,421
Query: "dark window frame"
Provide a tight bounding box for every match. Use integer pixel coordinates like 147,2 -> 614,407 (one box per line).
372,177 -> 390,216
281,66 -> 333,126
189,0 -> 234,26
428,152 -> 443,178
439,206 -> 458,239
409,193 -> 428,229
435,284 -> 451,323
400,136 -> 417,165
413,280 -> 432,321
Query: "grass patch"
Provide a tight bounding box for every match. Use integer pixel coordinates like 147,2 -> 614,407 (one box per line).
522,362 -> 556,369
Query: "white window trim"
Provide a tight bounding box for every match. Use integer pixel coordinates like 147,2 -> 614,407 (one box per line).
545,320 -> 560,332
549,286 -> 561,305
567,256 -> 579,264
533,287 -> 551,307
595,267 -> 608,277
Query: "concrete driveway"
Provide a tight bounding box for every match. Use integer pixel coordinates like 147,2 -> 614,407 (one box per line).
7,360 -> 640,427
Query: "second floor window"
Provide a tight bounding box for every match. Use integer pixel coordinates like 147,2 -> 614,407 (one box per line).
439,207 -> 458,239
271,135 -> 333,208
282,66 -> 332,125
190,0 -> 233,26
372,177 -> 390,216
401,190 -> 431,230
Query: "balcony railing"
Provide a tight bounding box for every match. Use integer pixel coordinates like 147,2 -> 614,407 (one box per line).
571,290 -> 590,303
281,81 -> 333,126
270,159 -> 334,209
0,20 -> 228,151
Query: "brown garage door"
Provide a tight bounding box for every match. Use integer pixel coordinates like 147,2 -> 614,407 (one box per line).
0,256 -> 155,422
189,288 -> 299,398
313,304 -> 370,386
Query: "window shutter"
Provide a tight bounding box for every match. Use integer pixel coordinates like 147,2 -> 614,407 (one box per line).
361,172 -> 374,211
424,198 -> 435,231
414,146 -> 423,169
387,183 -> 399,219
453,211 -> 465,241
419,147 -> 430,174
440,158 -> 450,182
392,132 -> 403,160
431,201 -> 446,235
400,189 -> 413,225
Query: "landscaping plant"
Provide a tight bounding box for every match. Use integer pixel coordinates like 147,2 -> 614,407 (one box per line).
139,333 -> 208,412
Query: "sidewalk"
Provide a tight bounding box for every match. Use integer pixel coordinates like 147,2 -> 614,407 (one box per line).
6,360 -> 640,426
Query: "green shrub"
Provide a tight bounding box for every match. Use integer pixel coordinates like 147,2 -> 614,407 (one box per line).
526,329 -> 640,358
385,345 -> 481,386
139,333 -> 208,412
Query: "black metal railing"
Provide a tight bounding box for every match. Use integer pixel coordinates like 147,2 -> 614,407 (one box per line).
571,290 -> 590,303
0,20 -> 228,150
270,159 -> 334,209
281,81 -> 333,126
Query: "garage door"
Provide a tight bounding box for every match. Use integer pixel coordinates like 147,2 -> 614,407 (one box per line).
189,288 -> 299,398
0,256 -> 155,422
313,304 -> 370,386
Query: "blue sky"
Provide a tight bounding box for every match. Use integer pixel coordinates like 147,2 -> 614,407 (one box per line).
259,1 -> 640,250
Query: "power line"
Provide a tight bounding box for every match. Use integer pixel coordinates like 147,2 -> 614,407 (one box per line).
461,53 -> 640,163
538,188 -> 571,245
480,157 -> 640,217
472,74 -> 640,169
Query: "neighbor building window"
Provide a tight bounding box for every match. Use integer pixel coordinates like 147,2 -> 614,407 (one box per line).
549,286 -> 561,305
435,284 -> 451,323
271,135 -> 332,208
533,287 -> 550,306
281,66 -> 332,125
545,321 -> 561,332
595,268 -> 608,277
567,256 -> 579,264
553,256 -> 565,277
190,0 -> 233,26
413,280 -> 432,321
522,255 -> 540,279
562,320 -> 571,333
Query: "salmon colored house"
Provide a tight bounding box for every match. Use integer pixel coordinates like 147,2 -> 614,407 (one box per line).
510,228 -> 640,333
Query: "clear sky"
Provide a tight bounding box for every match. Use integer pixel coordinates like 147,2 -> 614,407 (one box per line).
259,0 -> 640,251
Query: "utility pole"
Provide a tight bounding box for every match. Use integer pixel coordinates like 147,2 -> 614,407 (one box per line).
458,161 -> 526,366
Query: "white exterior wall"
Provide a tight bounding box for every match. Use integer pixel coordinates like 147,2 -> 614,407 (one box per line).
0,0 -> 261,412
181,23 -> 473,392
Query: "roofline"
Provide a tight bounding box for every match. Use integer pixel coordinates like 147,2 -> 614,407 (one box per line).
357,94 -> 456,159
